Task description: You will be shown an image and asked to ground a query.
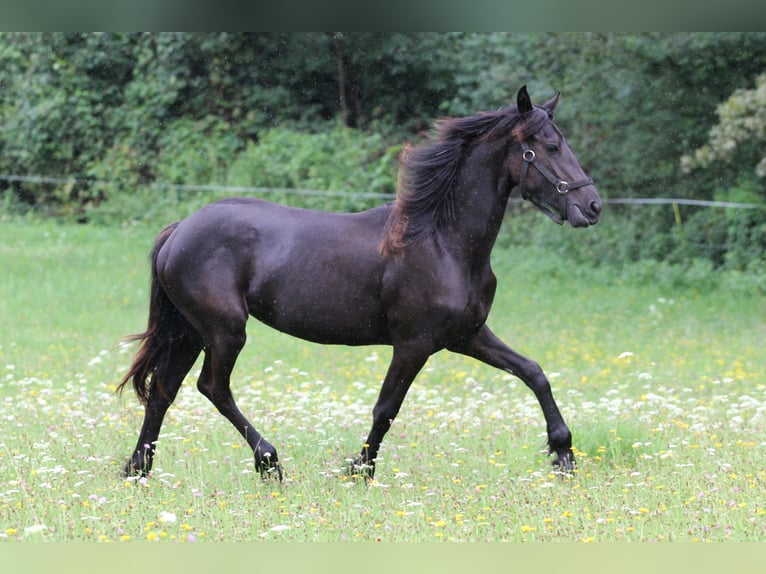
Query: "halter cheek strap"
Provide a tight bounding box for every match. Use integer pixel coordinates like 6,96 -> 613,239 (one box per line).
518,141 -> 594,199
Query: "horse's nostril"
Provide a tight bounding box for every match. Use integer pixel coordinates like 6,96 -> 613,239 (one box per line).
591,200 -> 602,215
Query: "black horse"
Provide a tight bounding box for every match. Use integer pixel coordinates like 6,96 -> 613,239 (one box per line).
118,86 -> 601,480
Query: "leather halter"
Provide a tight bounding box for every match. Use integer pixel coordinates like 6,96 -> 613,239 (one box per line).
518,140 -> 594,199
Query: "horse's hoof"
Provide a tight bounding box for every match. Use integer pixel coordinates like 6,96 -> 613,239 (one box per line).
124,458 -> 150,479
261,462 -> 283,481
256,452 -> 283,481
345,457 -> 375,481
551,450 -> 576,473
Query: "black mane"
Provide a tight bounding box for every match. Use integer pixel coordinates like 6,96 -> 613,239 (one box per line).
380,105 -> 550,254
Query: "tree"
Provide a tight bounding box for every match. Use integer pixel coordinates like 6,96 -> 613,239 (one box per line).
681,73 -> 766,185
0,33 -> 137,207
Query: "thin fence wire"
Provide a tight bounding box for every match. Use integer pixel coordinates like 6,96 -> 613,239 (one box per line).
605,197 -> 766,210
0,174 -> 397,201
2,173 -> 766,210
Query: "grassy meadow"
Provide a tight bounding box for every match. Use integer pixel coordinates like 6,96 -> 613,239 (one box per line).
1,217 -> 765,543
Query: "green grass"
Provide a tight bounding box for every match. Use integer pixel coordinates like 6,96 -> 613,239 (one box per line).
1,218 -> 765,542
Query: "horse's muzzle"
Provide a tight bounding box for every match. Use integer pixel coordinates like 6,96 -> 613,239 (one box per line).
566,191 -> 601,227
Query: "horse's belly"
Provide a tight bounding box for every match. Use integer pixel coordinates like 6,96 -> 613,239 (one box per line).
247,283 -> 389,346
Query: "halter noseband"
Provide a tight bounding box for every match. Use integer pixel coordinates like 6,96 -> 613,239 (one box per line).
518,140 -> 594,199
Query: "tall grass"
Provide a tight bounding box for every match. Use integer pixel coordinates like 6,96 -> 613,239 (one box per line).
1,218 -> 765,542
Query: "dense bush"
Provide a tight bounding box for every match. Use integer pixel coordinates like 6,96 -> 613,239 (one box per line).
1,33 -> 764,273
80,122 -> 399,224
87,116 -> 241,191
498,201 -> 766,291
225,124 -> 399,212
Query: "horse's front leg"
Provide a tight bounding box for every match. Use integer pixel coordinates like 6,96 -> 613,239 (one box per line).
449,324 -> 574,471
351,345 -> 430,479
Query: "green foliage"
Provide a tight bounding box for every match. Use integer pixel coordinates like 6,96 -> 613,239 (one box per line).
1,32 -> 765,272
80,122 -> 399,225
500,205 -> 766,291
0,33 -> 136,209
682,73 -> 766,180
225,124 -> 398,212
90,116 -> 243,191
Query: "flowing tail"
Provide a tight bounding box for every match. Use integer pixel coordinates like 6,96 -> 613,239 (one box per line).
116,222 -> 199,405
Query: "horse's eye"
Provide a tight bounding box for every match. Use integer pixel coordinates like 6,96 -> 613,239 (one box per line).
546,144 -> 559,153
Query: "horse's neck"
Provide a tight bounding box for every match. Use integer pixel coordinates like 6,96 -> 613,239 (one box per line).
446,141 -> 513,261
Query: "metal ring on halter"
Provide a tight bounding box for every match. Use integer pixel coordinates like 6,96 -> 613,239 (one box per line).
522,149 -> 535,162
556,181 -> 570,194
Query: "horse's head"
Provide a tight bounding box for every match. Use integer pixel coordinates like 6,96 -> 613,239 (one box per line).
512,86 -> 601,228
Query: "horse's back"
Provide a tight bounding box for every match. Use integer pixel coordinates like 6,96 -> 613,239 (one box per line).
185,196 -> 389,242
160,197 -> 389,266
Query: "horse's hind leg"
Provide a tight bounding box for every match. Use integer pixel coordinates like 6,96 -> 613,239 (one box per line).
196,326 -> 282,480
126,339 -> 202,477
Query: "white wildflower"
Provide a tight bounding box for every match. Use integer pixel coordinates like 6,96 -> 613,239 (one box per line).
24,524 -> 47,536
158,511 -> 177,523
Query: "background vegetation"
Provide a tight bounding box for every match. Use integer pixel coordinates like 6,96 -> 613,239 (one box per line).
1,33 -> 765,543
1,33 -> 765,276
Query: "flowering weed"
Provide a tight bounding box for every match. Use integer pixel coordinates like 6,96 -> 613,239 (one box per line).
1,222 -> 764,542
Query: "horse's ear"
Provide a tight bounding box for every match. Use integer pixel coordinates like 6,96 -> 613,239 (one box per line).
541,92 -> 561,116
517,85 -> 533,114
